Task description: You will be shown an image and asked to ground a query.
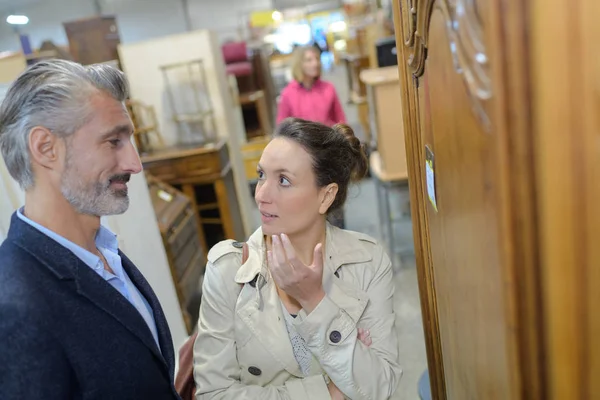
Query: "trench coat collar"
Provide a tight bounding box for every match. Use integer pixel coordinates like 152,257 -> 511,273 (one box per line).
234,222 -> 373,284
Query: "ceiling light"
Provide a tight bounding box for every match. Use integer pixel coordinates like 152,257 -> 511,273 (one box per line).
7,15 -> 29,25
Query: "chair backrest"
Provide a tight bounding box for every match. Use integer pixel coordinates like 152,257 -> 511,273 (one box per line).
222,41 -> 248,64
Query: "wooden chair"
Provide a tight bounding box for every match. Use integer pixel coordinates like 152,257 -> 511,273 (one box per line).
126,99 -> 164,154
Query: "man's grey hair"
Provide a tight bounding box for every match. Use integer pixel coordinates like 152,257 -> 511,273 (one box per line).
0,59 -> 129,190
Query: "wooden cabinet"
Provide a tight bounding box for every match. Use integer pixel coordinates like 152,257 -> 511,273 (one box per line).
147,174 -> 205,334
341,53 -> 370,102
392,0 -> 600,399
63,16 -> 121,66
238,90 -> 272,141
249,46 -> 277,125
361,66 -> 407,175
142,141 -> 245,254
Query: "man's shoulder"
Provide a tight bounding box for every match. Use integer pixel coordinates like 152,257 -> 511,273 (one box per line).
0,238 -> 30,275
0,240 -> 53,304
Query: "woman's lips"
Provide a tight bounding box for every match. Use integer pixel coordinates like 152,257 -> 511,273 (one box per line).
260,211 -> 278,223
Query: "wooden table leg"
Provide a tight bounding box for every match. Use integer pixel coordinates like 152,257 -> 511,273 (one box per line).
214,179 -> 235,239
357,102 -> 371,144
256,92 -> 272,135
182,184 -> 208,258
344,59 -> 353,104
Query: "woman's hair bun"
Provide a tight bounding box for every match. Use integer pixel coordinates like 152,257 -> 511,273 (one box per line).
332,123 -> 369,181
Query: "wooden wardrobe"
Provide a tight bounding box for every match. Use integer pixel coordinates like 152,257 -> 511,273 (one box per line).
392,0 -> 599,399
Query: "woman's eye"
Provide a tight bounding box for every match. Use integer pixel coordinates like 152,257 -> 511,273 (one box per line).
109,139 -> 121,146
257,170 -> 264,179
279,176 -> 291,186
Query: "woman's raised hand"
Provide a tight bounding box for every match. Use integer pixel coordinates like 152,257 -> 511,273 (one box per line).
267,234 -> 325,314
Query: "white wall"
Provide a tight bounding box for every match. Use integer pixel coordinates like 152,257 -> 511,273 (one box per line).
0,84 -> 23,237
99,0 -> 188,44
0,0 -> 96,52
187,0 -> 271,40
0,159 -> 24,238
0,0 -> 273,53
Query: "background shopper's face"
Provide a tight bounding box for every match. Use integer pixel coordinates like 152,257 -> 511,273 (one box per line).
302,50 -> 321,80
254,137 -> 329,236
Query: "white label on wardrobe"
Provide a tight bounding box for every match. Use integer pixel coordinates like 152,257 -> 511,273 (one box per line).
425,145 -> 438,212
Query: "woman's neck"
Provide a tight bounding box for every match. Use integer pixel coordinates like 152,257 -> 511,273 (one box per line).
267,220 -> 327,313
266,221 -> 327,266
302,77 -> 316,89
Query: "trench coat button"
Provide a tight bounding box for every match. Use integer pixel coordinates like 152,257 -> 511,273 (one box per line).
329,330 -> 342,343
232,241 -> 244,248
248,366 -> 262,376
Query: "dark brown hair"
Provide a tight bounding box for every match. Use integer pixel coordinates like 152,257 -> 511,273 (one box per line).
274,117 -> 368,212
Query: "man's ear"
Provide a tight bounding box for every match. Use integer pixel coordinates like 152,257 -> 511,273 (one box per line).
28,126 -> 61,171
318,183 -> 339,215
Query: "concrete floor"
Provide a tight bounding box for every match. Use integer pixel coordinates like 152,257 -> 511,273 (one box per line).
252,63 -> 430,399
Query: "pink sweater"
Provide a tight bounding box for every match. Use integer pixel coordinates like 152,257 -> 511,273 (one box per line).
276,79 -> 347,127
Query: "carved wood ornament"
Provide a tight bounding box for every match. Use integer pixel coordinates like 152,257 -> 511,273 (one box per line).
402,0 -> 492,130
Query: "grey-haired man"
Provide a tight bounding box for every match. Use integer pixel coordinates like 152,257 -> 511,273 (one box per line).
0,60 -> 180,399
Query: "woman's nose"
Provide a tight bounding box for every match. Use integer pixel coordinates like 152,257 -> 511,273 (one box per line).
255,181 -> 271,203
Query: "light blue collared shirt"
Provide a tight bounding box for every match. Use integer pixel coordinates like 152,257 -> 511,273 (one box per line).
17,209 -> 161,350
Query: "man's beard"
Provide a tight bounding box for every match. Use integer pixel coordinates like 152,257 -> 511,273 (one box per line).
60,153 -> 131,217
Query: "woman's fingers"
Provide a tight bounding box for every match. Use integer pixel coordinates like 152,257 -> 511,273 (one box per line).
272,235 -> 287,266
271,235 -> 291,272
280,234 -> 298,270
266,250 -> 277,278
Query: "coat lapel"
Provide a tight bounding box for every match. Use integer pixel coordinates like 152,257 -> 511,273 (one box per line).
73,261 -> 168,368
8,213 -> 170,375
236,278 -> 304,378
120,252 -> 175,378
323,224 -> 373,323
234,239 -> 303,378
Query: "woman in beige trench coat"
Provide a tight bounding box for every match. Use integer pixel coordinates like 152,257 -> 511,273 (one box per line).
193,118 -> 401,399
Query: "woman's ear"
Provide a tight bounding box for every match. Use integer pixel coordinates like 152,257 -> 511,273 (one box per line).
318,183 -> 339,215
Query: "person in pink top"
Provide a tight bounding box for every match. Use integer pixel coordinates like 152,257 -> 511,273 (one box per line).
276,46 -> 347,126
